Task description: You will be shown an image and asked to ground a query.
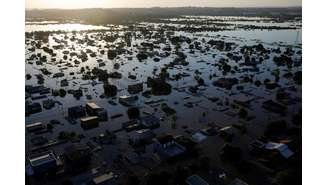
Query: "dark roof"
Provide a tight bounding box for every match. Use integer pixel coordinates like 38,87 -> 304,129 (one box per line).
186,175 -> 209,185
141,115 -> 160,124
128,83 -> 143,89
68,105 -> 85,111
64,144 -> 91,161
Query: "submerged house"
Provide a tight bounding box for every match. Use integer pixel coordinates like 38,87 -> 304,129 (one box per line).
186,175 -> 209,185
26,102 -> 42,115
229,178 -> 249,185
42,99 -> 55,109
28,151 -> 59,175
191,132 -> 207,143
128,83 -> 144,94
154,134 -> 186,160
92,172 -> 115,185
68,105 -> 86,119
262,100 -> 287,115
219,126 -> 237,141
249,140 -> 266,154
265,142 -> 294,159
86,102 -> 102,115
26,122 -> 46,133
233,94 -> 254,107
85,102 -> 108,121
140,115 -> 160,129
119,95 -> 138,106
64,144 -> 92,170
80,116 -> 99,130
129,129 -> 154,145
25,85 -> 50,94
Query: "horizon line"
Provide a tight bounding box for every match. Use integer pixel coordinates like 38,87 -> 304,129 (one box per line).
25,6 -> 302,11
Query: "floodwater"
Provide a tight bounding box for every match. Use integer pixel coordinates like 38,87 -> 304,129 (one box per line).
25,16 -> 302,164
25,23 -> 110,32
197,29 -> 302,45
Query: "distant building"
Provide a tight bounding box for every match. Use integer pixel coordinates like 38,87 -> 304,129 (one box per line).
154,134 -> 186,159
186,175 -> 209,185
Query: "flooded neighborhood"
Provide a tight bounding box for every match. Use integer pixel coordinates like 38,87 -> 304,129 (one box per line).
25,7 -> 302,185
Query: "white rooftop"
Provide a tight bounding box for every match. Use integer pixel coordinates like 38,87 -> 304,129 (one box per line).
191,132 -> 207,143
265,142 -> 294,158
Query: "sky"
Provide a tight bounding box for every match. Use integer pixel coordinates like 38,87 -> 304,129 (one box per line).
26,0 -> 302,9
